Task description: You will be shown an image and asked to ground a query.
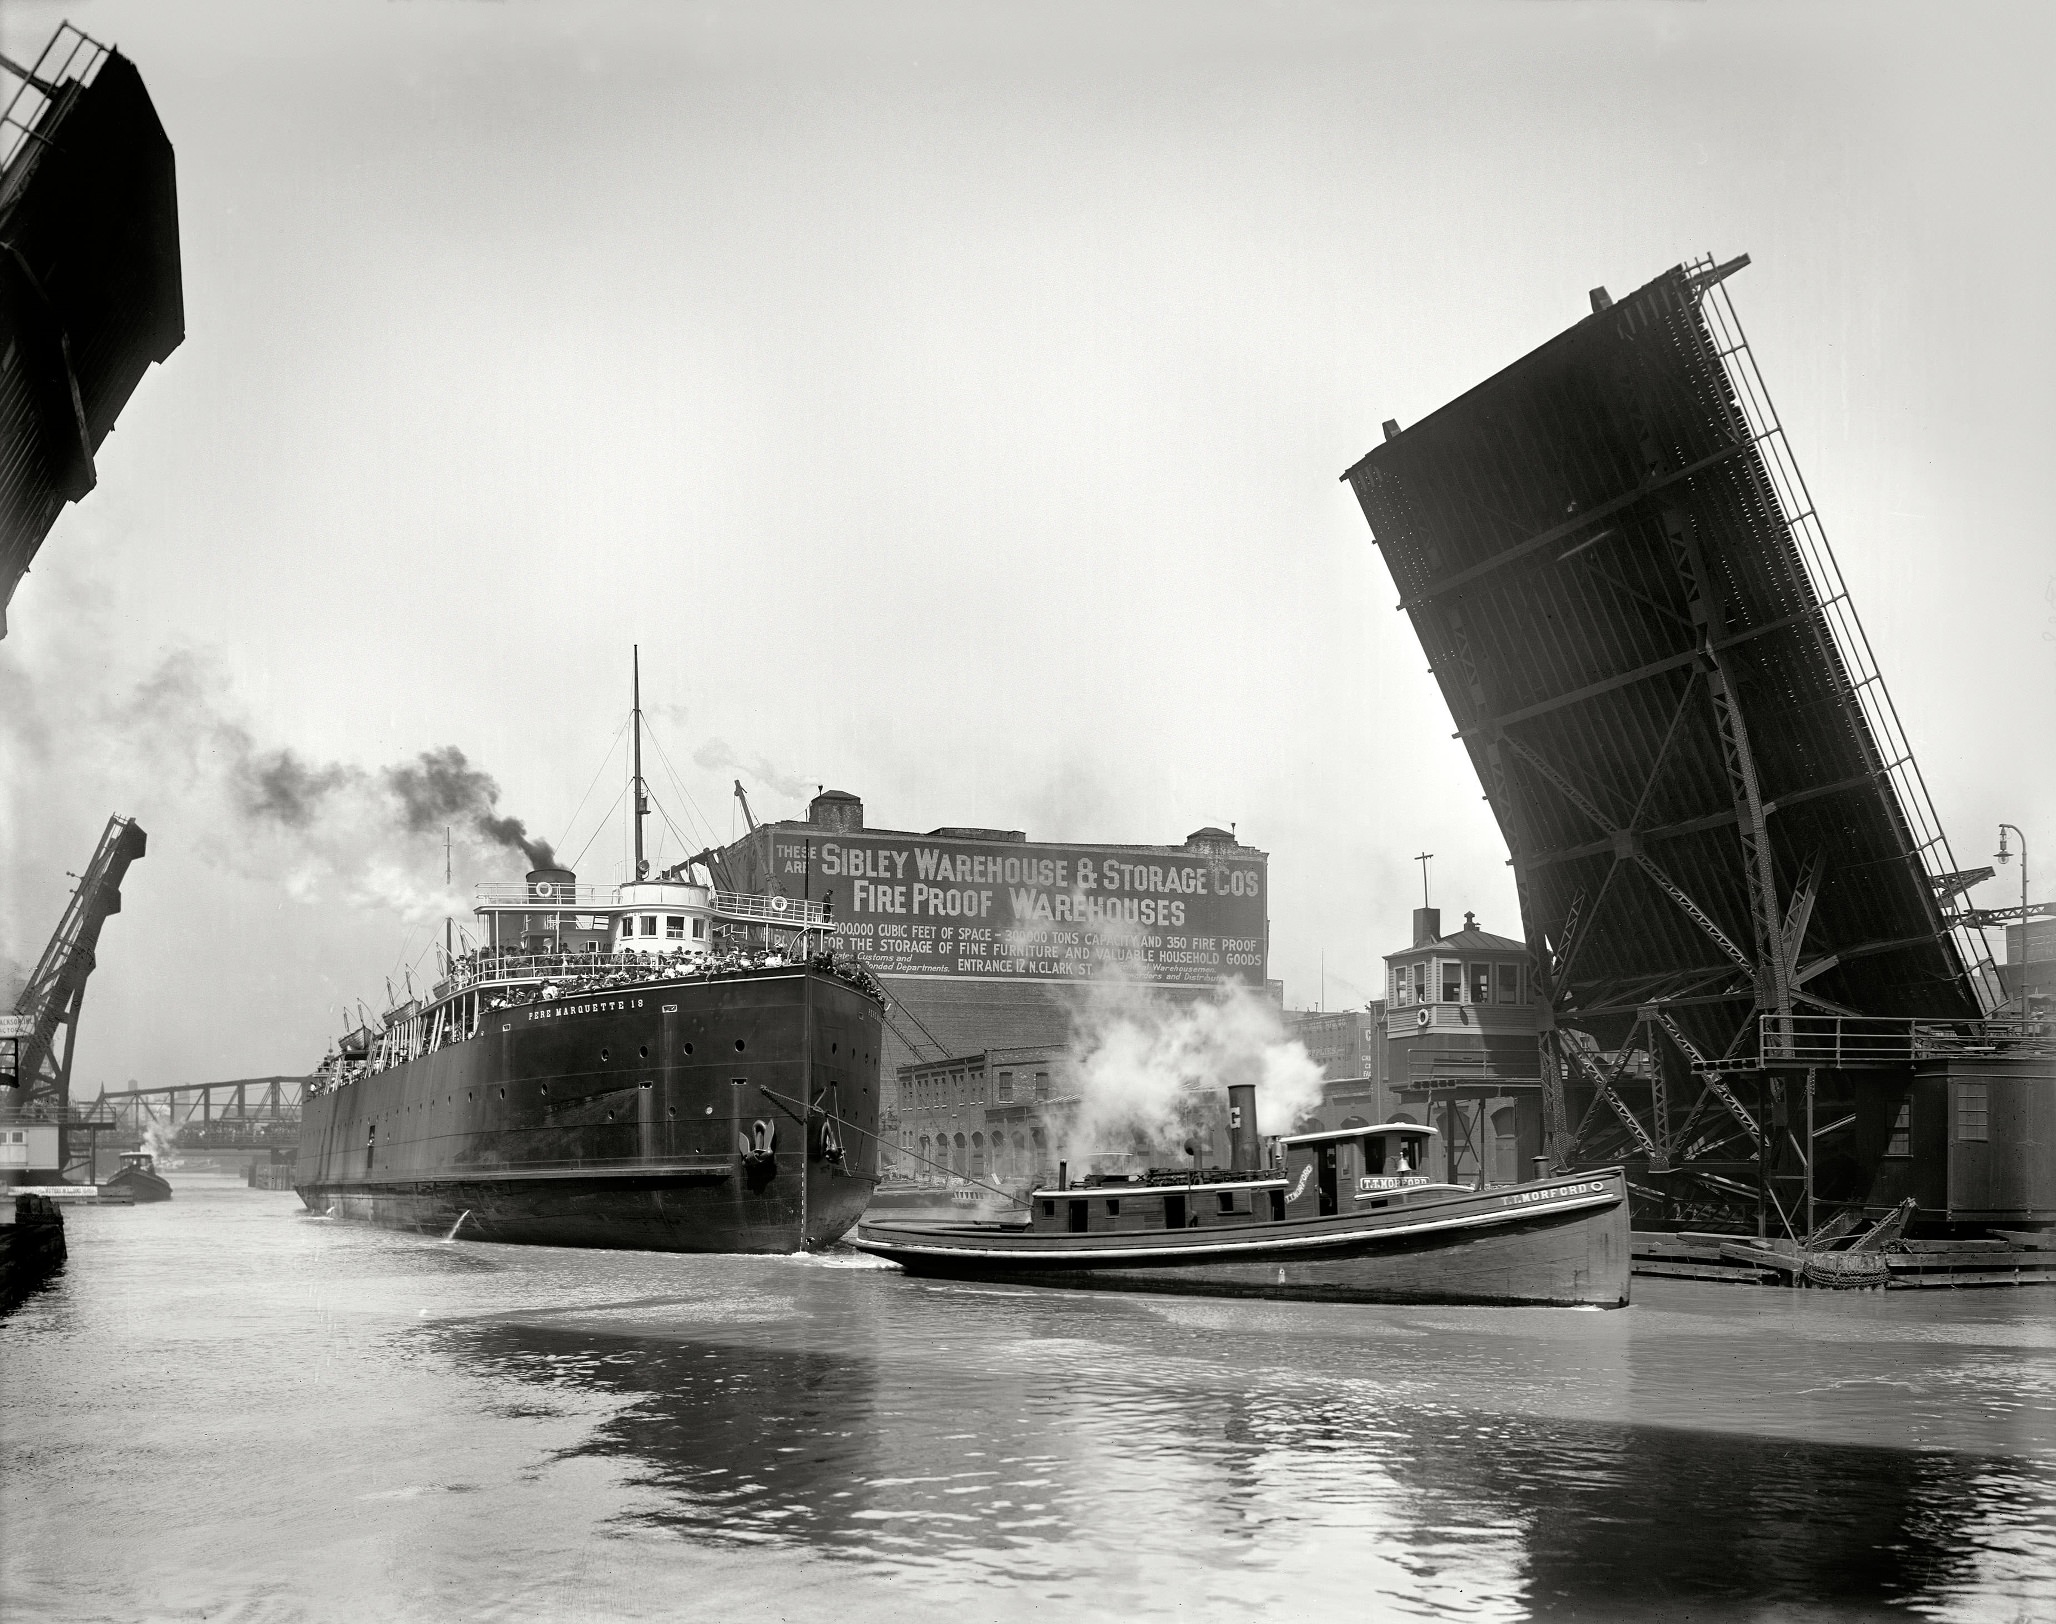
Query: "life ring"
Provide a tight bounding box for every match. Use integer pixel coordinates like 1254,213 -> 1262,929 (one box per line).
770,896 -> 789,914
1416,1008 -> 1431,1027
534,881 -> 554,898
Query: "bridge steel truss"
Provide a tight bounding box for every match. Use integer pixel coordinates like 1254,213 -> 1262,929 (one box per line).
92,1076 -> 306,1150
8,814 -> 146,1178
1342,255 -> 2000,1219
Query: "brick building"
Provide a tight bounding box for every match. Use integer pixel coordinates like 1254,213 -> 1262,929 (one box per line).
717,791 -> 1270,1119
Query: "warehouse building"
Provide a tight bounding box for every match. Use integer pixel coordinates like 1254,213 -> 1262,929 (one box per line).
716,791 -> 1270,1141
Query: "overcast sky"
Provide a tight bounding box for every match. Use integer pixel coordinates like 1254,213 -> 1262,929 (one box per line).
3,0 -> 2051,1090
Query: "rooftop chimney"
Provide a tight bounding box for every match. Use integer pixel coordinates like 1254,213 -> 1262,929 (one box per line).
1412,906 -> 1442,947
1590,287 -> 1613,313
1382,418 -> 1401,442
808,790 -> 863,833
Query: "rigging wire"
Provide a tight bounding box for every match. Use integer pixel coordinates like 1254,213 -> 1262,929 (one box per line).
569,781 -> 631,874
639,715 -> 722,854
551,714 -> 632,864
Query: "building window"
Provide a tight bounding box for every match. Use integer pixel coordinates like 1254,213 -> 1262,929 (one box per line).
1468,964 -> 1491,1004
1105,1199 -> 1120,1216
1886,1101 -> 1911,1158
665,916 -> 685,939
1440,962 -> 1462,1003
1956,1084 -> 1988,1143
1035,1071 -> 1050,1102
1496,964 -> 1520,1004
997,1070 -> 1014,1102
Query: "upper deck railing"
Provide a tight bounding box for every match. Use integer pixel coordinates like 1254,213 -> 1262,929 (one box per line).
1693,1014 -> 2052,1073
471,881 -> 832,928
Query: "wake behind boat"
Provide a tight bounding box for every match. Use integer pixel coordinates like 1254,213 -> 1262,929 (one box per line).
852,1083 -> 1629,1306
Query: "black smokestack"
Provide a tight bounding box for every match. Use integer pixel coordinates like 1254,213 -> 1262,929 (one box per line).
384,746 -> 555,869
1227,1083 -> 1259,1172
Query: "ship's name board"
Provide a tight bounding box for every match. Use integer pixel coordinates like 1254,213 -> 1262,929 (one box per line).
526,996 -> 648,1020
756,831 -> 1266,986
1356,1174 -> 1431,1193
1500,1180 -> 1612,1207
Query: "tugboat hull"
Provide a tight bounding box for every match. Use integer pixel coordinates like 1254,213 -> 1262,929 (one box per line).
855,1170 -> 1631,1307
298,967 -> 883,1254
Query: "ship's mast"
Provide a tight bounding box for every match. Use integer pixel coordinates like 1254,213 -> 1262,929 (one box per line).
632,646 -> 648,879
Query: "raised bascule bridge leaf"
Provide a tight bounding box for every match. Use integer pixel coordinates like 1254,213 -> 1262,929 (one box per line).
1341,256 -> 2001,1191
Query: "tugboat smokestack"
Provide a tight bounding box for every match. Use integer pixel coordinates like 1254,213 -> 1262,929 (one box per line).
1228,1083 -> 1260,1172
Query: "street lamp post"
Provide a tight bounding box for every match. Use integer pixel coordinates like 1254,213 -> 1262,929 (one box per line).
1996,824 -> 2029,917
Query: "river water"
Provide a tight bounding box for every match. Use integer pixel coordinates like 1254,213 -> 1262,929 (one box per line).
4,1173 -> 2052,1623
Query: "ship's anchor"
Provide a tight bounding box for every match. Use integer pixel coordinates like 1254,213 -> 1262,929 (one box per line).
818,1116 -> 844,1166
739,1118 -> 779,1190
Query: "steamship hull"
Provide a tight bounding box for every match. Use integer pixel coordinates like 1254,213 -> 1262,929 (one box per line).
297,967 -> 883,1253
853,1170 -> 1631,1306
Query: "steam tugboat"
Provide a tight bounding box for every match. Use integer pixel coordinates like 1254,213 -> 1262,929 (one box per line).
296,664 -> 886,1253
104,1151 -> 173,1203
853,1083 -> 1629,1306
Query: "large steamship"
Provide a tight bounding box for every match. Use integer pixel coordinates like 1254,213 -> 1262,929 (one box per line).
297,676 -> 884,1252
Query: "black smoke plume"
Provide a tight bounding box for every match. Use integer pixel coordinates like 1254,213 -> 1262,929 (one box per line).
236,748 -> 366,827
384,746 -> 556,869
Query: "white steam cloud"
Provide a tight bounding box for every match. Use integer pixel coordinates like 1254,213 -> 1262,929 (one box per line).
1042,916 -> 1323,1173
692,738 -> 812,802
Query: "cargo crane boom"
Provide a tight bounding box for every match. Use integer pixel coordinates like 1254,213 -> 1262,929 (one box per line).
733,779 -> 759,833
8,814 -> 146,1178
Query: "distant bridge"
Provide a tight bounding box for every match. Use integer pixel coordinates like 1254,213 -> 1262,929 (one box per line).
91,1075 -> 307,1151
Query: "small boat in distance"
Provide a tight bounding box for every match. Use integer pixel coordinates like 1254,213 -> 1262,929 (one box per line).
104,1151 -> 173,1203
852,1083 -> 1629,1307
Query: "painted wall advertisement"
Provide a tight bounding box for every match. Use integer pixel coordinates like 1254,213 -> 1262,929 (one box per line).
754,830 -> 1267,986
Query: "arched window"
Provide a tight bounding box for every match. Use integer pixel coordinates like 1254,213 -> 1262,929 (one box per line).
971,1131 -> 985,1178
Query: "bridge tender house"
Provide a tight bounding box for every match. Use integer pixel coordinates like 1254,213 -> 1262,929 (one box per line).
766,831 -> 1266,986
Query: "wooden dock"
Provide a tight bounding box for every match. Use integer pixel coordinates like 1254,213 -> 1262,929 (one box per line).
1632,1230 -> 2056,1289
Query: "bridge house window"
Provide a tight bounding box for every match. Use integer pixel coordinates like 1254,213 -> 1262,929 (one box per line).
1468,964 -> 1491,1003
692,918 -> 706,940
1496,964 -> 1520,1004
1412,963 -> 1427,1002
1956,1084 -> 1988,1143
1392,968 -> 1410,1006
640,915 -> 657,937
1440,962 -> 1462,1003
666,916 -> 685,939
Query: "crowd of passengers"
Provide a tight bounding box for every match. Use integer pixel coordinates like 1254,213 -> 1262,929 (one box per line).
310,946 -> 881,1092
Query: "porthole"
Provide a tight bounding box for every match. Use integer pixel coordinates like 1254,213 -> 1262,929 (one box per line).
734,1038 -> 746,1053
639,1046 -> 648,1059
683,1043 -> 695,1056
667,1107 -> 676,1118
600,1049 -> 610,1063
498,1088 -> 506,1100
831,1042 -> 838,1055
